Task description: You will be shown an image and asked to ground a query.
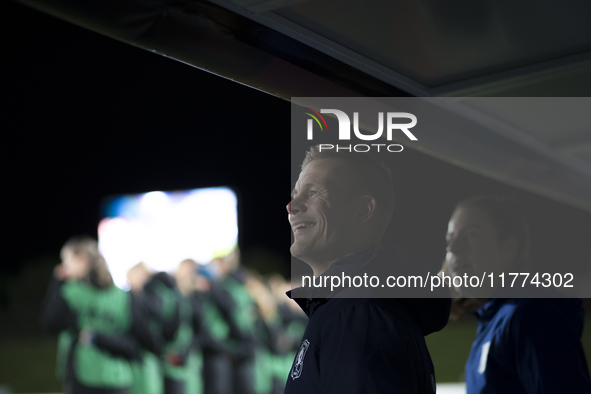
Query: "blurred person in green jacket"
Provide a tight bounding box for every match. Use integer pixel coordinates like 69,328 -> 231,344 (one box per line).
245,272 -> 295,394
195,262 -> 236,394
41,236 -> 158,394
214,249 -> 257,394
126,262 -> 164,394
142,263 -> 199,394
173,259 -> 204,394
266,274 -> 307,361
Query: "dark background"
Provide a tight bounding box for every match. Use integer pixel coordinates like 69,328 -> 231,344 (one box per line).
1,0 -> 293,343
2,1 -> 290,272
2,1 -> 591,391
3,0 -> 591,333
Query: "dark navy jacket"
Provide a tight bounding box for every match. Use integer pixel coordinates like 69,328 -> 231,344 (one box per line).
284,247 -> 450,394
466,297 -> 591,394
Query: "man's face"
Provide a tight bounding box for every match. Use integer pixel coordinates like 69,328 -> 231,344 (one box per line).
446,206 -> 511,282
127,268 -> 150,293
287,159 -> 357,266
60,247 -> 89,279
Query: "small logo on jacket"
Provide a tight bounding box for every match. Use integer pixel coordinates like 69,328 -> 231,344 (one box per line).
478,341 -> 491,374
290,339 -> 310,380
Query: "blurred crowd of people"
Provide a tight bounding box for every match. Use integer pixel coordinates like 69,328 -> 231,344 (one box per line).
41,237 -> 306,394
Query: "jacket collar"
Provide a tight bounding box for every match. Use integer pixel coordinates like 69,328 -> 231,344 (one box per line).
285,245 -> 399,316
285,290 -> 329,317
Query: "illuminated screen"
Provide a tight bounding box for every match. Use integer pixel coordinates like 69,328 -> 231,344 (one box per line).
98,187 -> 238,289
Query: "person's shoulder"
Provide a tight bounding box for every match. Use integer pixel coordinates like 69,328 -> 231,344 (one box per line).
151,271 -> 176,288
503,298 -> 576,317
501,298 -> 582,334
61,279 -> 91,298
321,298 -> 413,327
492,299 -> 541,325
325,297 -> 400,312
317,298 -> 421,347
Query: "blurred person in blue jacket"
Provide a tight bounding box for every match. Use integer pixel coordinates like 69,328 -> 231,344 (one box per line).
285,146 -> 450,394
443,195 -> 591,393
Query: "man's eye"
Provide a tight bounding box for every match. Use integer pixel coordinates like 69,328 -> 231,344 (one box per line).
310,191 -> 318,196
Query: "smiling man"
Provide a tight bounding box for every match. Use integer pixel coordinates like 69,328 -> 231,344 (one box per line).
284,146 -> 450,394
289,154 -> 393,277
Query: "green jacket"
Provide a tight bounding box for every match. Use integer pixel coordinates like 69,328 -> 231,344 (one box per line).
147,274 -> 202,392
61,280 -> 133,388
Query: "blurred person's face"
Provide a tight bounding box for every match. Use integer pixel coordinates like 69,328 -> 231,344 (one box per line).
194,275 -> 211,292
287,159 -> 358,273
60,247 -> 89,279
175,261 -> 196,295
446,206 -> 516,295
127,268 -> 150,293
209,258 -> 225,278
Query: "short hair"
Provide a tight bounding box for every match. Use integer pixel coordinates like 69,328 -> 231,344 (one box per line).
301,145 -> 395,232
454,195 -> 530,262
127,261 -> 152,278
178,259 -> 197,269
63,235 -> 113,289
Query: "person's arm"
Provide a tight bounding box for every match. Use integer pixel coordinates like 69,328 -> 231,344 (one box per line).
129,294 -> 163,356
210,282 -> 236,320
195,295 -> 236,355
79,296 -> 161,361
319,302 -> 430,393
40,276 -> 76,333
144,280 -> 180,342
84,331 -> 141,361
513,300 -> 591,393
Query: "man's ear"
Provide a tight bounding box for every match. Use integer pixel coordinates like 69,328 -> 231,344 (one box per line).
356,194 -> 376,224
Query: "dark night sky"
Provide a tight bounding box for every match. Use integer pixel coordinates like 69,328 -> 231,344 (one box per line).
3,1 -> 291,276
3,1 -> 591,283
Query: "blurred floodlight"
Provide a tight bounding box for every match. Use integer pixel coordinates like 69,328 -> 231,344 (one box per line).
98,187 -> 238,289
139,191 -> 170,217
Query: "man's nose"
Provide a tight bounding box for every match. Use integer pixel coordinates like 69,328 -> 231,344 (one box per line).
287,197 -> 306,216
286,202 -> 294,215
446,235 -> 463,255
